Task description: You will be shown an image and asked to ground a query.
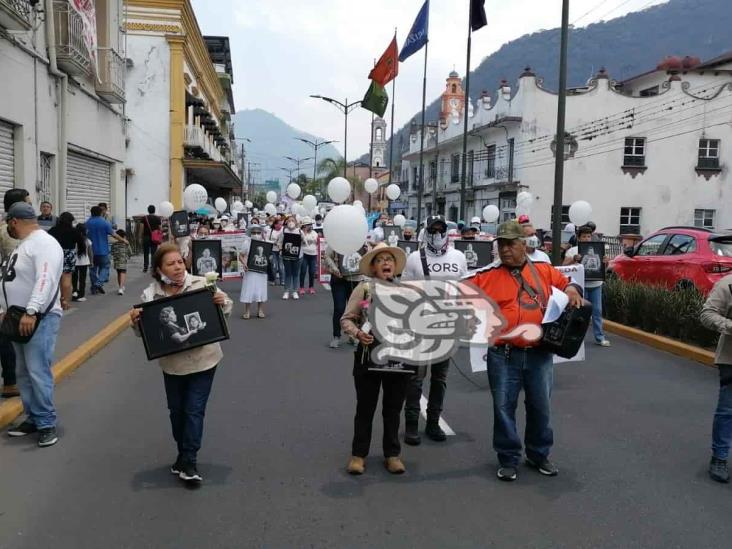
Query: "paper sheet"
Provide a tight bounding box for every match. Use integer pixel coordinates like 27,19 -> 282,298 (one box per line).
542,287 -> 569,324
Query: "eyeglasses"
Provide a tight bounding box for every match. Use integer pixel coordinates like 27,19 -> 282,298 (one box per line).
373,255 -> 395,264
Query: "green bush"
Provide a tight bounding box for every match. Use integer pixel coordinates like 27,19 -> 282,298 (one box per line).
603,278 -> 719,349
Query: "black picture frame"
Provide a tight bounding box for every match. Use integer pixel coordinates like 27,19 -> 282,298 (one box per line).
454,239 -> 494,269
170,210 -> 190,237
383,226 -> 403,246
192,239 -> 223,280
397,240 -> 418,258
236,212 -> 248,229
282,232 -> 302,260
578,242 -> 606,281
135,288 -> 230,360
246,240 -> 273,274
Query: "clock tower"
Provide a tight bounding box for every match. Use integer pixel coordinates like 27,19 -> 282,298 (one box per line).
371,116 -> 387,168
441,70 -> 465,121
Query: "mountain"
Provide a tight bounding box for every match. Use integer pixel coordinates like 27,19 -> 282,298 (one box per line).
233,109 -> 341,189
363,0 -> 732,166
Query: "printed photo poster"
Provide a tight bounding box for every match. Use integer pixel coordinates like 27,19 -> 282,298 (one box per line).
209,231 -> 248,279
317,237 -> 331,284
236,212 -> 249,230
170,211 -> 190,238
246,240 -> 273,274
192,239 -> 223,280
341,250 -> 363,277
454,240 -> 493,270
383,226 -> 403,247
282,232 -> 302,260
578,242 -> 606,281
397,240 -> 418,258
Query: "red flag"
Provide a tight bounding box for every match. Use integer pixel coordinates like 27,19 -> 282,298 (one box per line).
368,37 -> 399,87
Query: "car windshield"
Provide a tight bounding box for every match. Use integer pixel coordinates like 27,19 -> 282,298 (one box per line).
709,240 -> 732,257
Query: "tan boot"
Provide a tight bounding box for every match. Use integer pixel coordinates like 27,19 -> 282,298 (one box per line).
347,456 -> 365,475
385,456 -> 406,475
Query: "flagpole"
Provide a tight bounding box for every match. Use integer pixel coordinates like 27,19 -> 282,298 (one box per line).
388,29 -> 397,187
459,1 -> 473,222
416,40 -> 428,231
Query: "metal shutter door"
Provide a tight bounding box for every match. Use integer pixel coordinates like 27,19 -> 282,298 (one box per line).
66,151 -> 111,222
0,122 -> 14,212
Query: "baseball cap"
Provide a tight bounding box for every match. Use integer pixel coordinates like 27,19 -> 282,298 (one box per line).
6,202 -> 36,221
495,220 -> 526,241
470,216 -> 481,226
517,214 -> 531,225
425,215 -> 447,231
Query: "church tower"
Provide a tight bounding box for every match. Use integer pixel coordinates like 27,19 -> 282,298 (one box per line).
440,70 -> 465,121
371,116 -> 387,168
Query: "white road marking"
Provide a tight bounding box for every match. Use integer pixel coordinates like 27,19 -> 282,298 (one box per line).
419,394 -> 455,436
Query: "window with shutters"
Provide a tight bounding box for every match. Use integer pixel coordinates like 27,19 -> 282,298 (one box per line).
450,154 -> 460,183
623,138 -> 646,167
694,209 -> 715,229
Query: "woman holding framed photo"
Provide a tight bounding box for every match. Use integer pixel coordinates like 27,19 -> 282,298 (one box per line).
129,243 -> 232,484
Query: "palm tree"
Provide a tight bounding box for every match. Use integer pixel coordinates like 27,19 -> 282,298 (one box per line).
317,157 -> 364,196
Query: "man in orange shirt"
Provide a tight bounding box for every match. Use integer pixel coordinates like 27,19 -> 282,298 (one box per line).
467,220 -> 583,482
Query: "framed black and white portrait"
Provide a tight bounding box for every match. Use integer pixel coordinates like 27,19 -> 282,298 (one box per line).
454,240 -> 493,270
136,288 -> 230,360
237,212 -> 248,230
282,232 -> 302,260
383,226 -> 403,247
397,240 -> 418,258
247,240 -> 273,274
192,239 -> 223,279
170,210 -> 190,238
578,242 -> 606,281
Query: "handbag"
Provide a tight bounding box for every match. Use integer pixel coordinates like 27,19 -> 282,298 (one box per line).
0,276 -> 60,344
145,215 -> 163,245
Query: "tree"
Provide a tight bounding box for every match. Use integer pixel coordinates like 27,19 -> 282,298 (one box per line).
252,191 -> 267,210
317,157 -> 364,196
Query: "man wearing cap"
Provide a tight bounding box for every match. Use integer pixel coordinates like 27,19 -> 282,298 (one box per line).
522,222 -> 551,264
2,203 -> 64,447
466,220 -> 583,482
402,215 -> 468,445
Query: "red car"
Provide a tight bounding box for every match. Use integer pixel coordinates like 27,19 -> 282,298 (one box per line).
609,227 -> 732,294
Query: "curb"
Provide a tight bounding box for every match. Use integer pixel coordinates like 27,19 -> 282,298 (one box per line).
603,320 -> 716,368
0,313 -> 131,429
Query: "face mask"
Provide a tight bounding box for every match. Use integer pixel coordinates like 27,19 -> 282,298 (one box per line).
427,232 -> 448,253
403,234 -> 413,241
287,222 -> 296,230
159,270 -> 187,287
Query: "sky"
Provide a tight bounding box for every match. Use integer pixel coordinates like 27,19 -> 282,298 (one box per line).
191,0 -> 669,162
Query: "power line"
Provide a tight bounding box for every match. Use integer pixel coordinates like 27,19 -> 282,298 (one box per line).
571,0 -> 614,25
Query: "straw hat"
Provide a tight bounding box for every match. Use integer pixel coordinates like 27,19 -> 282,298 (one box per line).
359,242 -> 407,277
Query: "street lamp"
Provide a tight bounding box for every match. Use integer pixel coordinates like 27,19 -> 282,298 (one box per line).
295,137 -> 337,197
284,156 -> 313,183
309,95 -> 361,177
280,167 -> 296,183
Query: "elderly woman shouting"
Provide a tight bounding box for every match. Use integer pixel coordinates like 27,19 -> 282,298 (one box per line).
130,243 -> 232,484
341,242 -> 412,476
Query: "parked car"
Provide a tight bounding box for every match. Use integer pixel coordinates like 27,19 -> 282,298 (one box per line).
608,226 -> 732,294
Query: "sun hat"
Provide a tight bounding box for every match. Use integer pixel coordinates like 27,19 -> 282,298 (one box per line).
300,216 -> 314,226
358,242 -> 407,277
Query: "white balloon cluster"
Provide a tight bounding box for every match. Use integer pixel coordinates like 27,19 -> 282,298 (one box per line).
264,203 -> 277,216
215,197 -> 227,213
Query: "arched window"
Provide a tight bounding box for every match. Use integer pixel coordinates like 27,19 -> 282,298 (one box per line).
451,84 -> 457,94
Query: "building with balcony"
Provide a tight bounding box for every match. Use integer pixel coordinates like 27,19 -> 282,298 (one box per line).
124,0 -> 241,215
0,0 -> 127,221
402,55 -> 732,236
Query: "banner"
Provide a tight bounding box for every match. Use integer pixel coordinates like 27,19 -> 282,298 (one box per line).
70,0 -> 99,79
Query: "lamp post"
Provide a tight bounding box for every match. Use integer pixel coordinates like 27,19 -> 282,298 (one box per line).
295,137 -> 337,199
309,95 -> 362,177
284,156 -> 313,184
280,167 -> 296,183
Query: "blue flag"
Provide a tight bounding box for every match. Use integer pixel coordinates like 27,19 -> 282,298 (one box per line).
399,0 -> 429,62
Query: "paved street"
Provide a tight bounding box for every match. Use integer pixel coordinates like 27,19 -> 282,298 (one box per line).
0,281 -> 730,549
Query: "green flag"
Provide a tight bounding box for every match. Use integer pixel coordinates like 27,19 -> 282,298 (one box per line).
362,81 -> 389,117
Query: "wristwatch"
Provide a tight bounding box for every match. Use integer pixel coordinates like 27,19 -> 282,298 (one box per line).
26,308 -> 37,316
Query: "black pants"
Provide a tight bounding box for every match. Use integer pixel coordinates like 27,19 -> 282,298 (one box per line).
163,366 -> 217,464
331,277 -> 358,338
404,360 -> 450,425
0,335 -> 16,386
143,238 -> 158,271
72,265 -> 88,298
352,364 -> 409,458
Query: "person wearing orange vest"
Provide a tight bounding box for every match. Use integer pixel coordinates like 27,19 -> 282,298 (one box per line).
466,220 -> 583,482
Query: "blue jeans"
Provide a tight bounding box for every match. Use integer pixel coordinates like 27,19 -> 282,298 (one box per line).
487,347 -> 554,467
13,314 -> 61,429
299,254 -> 317,289
91,254 -> 111,289
585,285 -> 605,342
270,251 -> 284,284
283,258 -> 300,293
163,366 -> 217,464
712,366 -> 732,460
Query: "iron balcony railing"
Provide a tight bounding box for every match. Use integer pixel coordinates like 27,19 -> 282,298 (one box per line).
96,47 -> 126,103
0,0 -> 33,30
53,0 -> 91,77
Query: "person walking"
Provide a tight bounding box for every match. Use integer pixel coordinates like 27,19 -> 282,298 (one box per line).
298,217 -> 319,296
325,243 -> 367,349
278,216 -> 303,300
48,212 -> 85,309
401,215 -> 468,446
266,217 -> 284,286
700,276 -> 732,483
467,220 -> 583,481
37,201 -> 57,231
86,206 -> 126,295
72,223 -> 92,303
3,202 -> 64,447
129,243 -> 232,483
111,229 -> 133,295
142,205 -> 162,273
341,242 -> 411,475
239,225 -> 268,319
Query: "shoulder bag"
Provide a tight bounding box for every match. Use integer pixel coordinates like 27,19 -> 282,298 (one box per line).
1,273 -> 60,344
145,215 -> 163,245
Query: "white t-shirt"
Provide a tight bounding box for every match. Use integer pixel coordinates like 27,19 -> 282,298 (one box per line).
566,245 -> 603,288
403,247 -> 468,280
0,229 -> 63,316
528,249 -> 551,263
301,230 -> 319,256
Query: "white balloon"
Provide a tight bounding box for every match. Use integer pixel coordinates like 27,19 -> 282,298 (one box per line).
328,177 -> 351,204
253,208 -> 259,214
303,195 -> 318,210
264,203 -> 277,216
214,197 -> 227,213
516,192 -> 533,206
483,205 -> 500,223
266,191 -> 277,204
287,183 -> 301,200
364,178 -> 379,194
183,184 -> 208,212
568,200 -> 593,226
159,201 -> 175,218
353,200 -> 363,208
323,205 -> 368,255
393,214 -> 406,227
386,184 -> 401,201
244,200 -> 253,209
232,200 -> 244,212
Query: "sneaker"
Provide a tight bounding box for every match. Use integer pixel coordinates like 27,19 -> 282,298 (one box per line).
597,339 -> 611,347
292,292 -> 299,300
298,288 -> 305,296
425,422 -> 447,442
308,288 -> 316,295
7,420 -> 37,437
38,427 -> 59,448
526,457 -> 559,476
96,286 -> 106,295
179,462 -> 202,482
72,291 -> 78,298
329,337 -> 340,349
282,292 -> 290,300
118,288 -> 125,296
404,422 -> 421,446
1,384 -> 20,398
76,297 -> 87,302
171,457 -> 183,475
709,457 -> 730,483
497,466 -> 518,481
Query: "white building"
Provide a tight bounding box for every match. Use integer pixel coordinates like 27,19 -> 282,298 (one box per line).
0,0 -> 126,221
402,52 -> 732,236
